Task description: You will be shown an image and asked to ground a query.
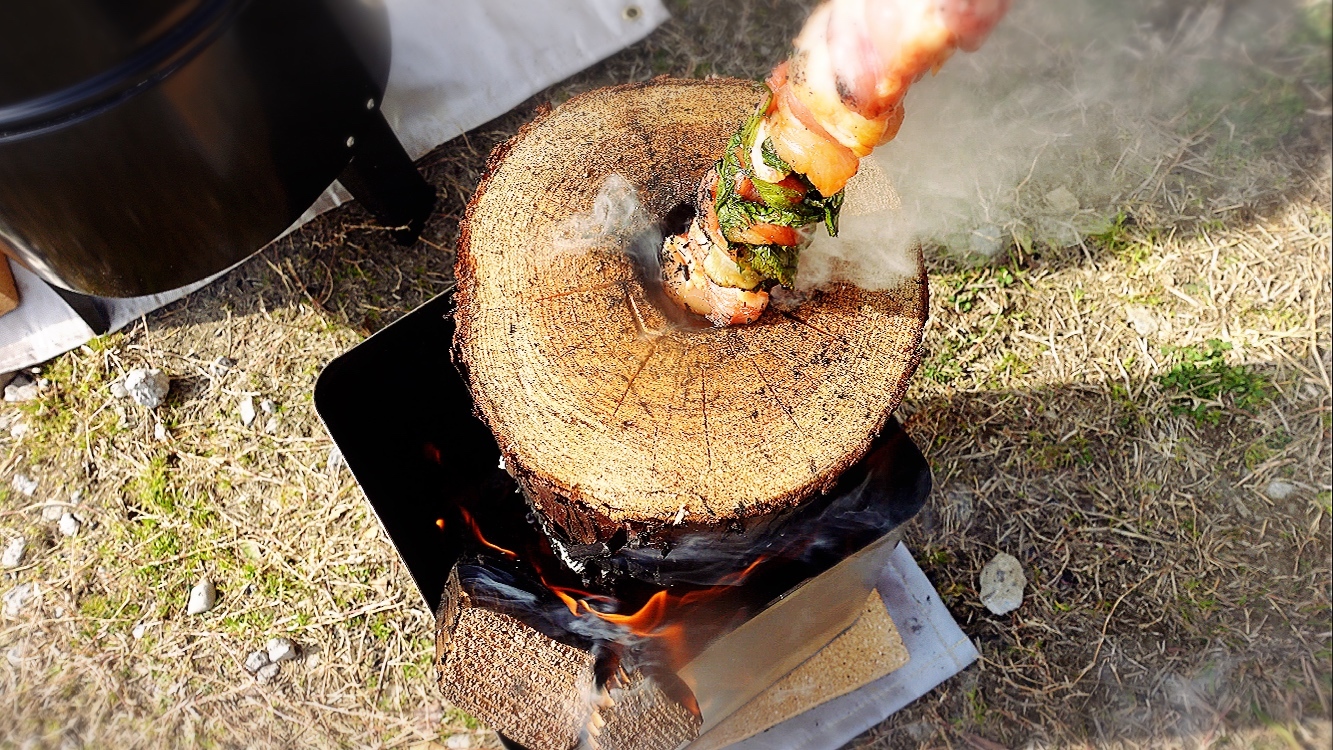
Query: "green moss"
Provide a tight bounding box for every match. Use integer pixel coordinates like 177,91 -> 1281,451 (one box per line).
1157,340 -> 1271,424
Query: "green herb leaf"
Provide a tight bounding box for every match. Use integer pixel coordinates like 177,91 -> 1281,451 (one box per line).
743,244 -> 800,287
760,137 -> 791,175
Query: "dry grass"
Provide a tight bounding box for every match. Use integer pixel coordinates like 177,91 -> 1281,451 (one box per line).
2,0 -> 1330,748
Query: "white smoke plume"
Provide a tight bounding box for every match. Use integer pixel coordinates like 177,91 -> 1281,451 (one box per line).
798,0 -> 1326,290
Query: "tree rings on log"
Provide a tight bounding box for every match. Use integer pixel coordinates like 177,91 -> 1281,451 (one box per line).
454,78 -> 927,549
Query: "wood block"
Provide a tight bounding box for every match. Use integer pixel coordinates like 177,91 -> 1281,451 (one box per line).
688,589 -> 908,749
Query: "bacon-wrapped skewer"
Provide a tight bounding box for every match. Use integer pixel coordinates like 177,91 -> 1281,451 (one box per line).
662,0 -> 1011,326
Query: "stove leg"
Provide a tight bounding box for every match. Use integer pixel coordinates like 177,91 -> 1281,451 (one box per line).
338,109 -> 437,246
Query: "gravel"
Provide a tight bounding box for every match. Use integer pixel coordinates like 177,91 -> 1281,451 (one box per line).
255,662 -> 281,684
123,368 -> 170,409
979,552 -> 1027,615
4,374 -> 39,402
187,578 -> 217,615
1,537 -> 25,569
211,356 -> 236,377
2,582 -> 37,618
239,395 -> 257,427
1264,480 -> 1297,501
41,504 -> 65,521
57,513 -> 81,537
11,473 -> 37,497
244,650 -> 271,674
266,637 -> 298,663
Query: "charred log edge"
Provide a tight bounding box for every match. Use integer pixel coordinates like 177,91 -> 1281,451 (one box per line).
452,77 -> 928,548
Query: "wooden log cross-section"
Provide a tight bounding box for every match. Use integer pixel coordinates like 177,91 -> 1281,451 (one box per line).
454,78 -> 928,552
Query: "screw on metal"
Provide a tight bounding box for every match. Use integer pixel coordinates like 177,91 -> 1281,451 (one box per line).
622,4 -> 642,21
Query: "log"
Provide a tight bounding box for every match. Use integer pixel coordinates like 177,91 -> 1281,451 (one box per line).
434,567 -> 594,750
454,78 -> 927,550
434,564 -> 701,750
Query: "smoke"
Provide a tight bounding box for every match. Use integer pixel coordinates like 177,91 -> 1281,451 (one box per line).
798,0 -> 1322,289
553,173 -> 662,268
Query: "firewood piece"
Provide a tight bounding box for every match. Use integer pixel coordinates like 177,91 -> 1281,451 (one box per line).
434,567 -> 595,750
690,589 -> 909,749
0,259 -> 19,318
454,78 -> 928,550
590,670 -> 702,750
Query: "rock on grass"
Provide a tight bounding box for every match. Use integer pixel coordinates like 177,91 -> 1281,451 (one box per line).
124,368 -> 170,409
11,473 -> 37,497
1264,480 -> 1296,501
266,637 -> 298,663
979,552 -> 1027,615
1,538 -> 25,569
2,582 -> 37,618
187,578 -> 216,615
244,650 -> 270,674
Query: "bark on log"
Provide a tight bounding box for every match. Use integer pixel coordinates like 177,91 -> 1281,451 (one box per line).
454,78 -> 927,550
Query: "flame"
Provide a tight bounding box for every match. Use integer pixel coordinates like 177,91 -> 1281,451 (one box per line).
423,442 -> 442,464
566,555 -> 770,668
435,518 -> 446,530
457,507 -> 519,560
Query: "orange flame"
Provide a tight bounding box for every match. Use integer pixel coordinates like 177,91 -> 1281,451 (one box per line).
435,518 -> 446,530
457,507 -> 519,560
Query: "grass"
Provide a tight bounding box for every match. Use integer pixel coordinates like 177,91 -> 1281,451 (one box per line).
1157,339 -> 1273,424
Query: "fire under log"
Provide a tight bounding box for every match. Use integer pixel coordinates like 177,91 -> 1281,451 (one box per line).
434,564 -> 702,750
453,78 -> 928,556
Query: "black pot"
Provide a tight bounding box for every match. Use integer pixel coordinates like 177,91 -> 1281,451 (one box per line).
0,0 -> 431,298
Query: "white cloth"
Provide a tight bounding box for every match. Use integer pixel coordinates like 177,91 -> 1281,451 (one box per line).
0,0 -> 667,372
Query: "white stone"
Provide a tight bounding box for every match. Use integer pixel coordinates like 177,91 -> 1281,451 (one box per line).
132,622 -> 147,640
2,582 -> 37,617
979,552 -> 1027,615
154,423 -> 168,441
2,538 -> 25,568
244,650 -> 270,674
123,368 -> 170,409
8,421 -> 27,439
57,513 -> 81,537
445,734 -> 473,749
239,396 -> 257,427
255,662 -> 280,684
1125,305 -> 1159,337
11,473 -> 37,496
266,636 -> 298,663
327,446 -> 344,473
110,381 -> 129,399
41,504 -> 64,521
1264,480 -> 1297,501
187,578 -> 216,615
263,417 -> 279,434
260,399 -> 276,415
57,514 -> 80,538
4,378 -> 39,402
